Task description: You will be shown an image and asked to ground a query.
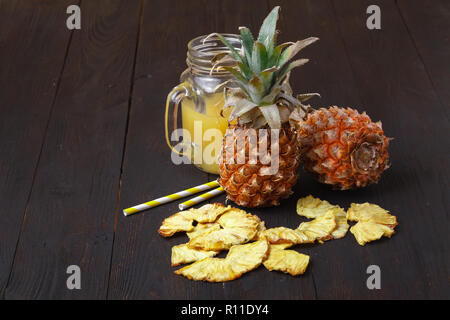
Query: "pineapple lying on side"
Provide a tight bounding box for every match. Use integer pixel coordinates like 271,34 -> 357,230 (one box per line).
214,6 -> 319,207
290,106 -> 391,190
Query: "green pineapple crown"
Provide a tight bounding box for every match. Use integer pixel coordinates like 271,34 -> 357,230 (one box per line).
214,6 -> 319,129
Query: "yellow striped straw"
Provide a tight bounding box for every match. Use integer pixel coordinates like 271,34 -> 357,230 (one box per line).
123,180 -> 220,216
178,187 -> 225,210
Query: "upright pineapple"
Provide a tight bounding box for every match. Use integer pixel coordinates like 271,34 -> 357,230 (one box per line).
290,106 -> 391,190
214,7 -> 319,207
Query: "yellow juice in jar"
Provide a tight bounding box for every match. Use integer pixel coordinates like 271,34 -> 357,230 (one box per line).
181,91 -> 229,174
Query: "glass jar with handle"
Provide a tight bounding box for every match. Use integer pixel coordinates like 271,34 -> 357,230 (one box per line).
165,34 -> 241,174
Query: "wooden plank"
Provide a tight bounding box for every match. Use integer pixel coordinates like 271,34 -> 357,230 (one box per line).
330,0 -> 449,299
107,0 -> 220,300
4,0 -> 142,299
108,0 -> 317,299
396,0 -> 450,110
0,0 -> 75,298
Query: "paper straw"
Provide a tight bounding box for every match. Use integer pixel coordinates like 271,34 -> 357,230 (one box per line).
178,187 -> 225,210
123,180 -> 220,216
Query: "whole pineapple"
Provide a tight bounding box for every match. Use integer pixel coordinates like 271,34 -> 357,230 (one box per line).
214,7 -> 319,207
290,106 -> 391,190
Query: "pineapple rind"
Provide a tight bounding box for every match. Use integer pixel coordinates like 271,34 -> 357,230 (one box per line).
293,107 -> 390,190
219,125 -> 300,208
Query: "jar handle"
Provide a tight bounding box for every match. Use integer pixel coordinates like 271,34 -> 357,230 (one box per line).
165,82 -> 190,155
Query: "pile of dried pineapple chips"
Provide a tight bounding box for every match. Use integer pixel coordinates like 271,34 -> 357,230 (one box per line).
158,197 -> 397,282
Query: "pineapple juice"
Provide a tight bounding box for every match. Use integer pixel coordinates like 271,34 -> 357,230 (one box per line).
181,92 -> 228,174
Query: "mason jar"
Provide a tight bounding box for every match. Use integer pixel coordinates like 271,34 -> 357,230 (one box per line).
165,34 -> 241,174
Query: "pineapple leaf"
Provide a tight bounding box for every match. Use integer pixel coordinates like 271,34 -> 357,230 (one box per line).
259,104 -> 281,129
211,52 -> 229,64
251,42 -> 268,73
278,37 -> 319,69
252,115 -> 269,129
269,42 -> 292,66
247,75 -> 266,103
236,61 -> 253,80
236,108 -> 261,125
279,92 -> 301,108
261,85 -> 281,104
229,99 -> 259,122
222,88 -> 246,109
260,66 -> 278,75
297,93 -> 321,102
275,58 -> 309,86
239,26 -> 254,65
222,66 -> 247,84
257,6 -> 280,50
210,53 -> 236,76
259,66 -> 278,91
214,33 -> 245,65
267,30 -> 279,58
217,7 -> 320,129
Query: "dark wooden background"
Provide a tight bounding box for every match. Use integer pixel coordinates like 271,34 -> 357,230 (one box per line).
0,0 -> 448,300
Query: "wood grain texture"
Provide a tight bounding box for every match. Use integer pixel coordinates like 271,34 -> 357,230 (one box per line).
396,0 -> 450,112
4,0 -> 141,299
331,0 -> 449,299
0,0 -> 75,298
0,0 -> 448,300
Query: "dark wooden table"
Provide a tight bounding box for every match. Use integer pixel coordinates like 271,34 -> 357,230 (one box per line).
0,0 -> 448,300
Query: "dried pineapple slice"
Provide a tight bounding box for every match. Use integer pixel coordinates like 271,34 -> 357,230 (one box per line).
175,240 -> 269,282
297,196 -> 349,239
296,195 -> 336,218
347,203 -> 397,226
263,227 -> 310,244
252,221 -> 267,241
350,221 -> 396,246
190,203 -> 232,223
347,203 -> 398,246
187,208 -> 260,251
158,203 -> 231,237
263,245 -> 309,276
326,207 -> 349,239
270,243 -> 294,250
186,222 -> 221,240
158,210 -> 194,237
217,208 -> 261,228
171,244 -> 219,267
263,212 -> 336,245
297,211 -> 337,243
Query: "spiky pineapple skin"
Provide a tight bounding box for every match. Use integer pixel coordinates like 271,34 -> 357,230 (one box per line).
218,124 -> 300,207
295,106 -> 390,190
